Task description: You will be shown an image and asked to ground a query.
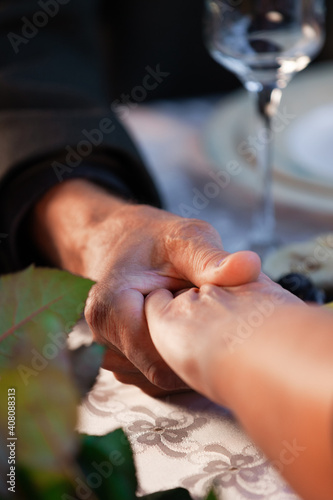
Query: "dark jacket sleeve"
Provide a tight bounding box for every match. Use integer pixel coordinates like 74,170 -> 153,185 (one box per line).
0,0 -> 162,273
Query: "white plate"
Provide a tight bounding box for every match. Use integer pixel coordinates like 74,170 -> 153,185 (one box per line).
203,61 -> 333,214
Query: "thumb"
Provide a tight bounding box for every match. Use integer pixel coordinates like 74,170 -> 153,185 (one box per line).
166,224 -> 261,286
207,250 -> 262,287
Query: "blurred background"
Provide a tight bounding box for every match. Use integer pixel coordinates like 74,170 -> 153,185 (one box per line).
102,0 -> 333,101
101,0 -> 333,297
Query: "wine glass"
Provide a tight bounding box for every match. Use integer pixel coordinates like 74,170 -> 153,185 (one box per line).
204,0 -> 326,255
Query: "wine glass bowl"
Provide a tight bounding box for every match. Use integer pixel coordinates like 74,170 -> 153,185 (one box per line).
205,1 -> 325,91
204,0 -> 326,255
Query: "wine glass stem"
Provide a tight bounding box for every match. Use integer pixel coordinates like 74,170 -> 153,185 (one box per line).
252,84 -> 282,245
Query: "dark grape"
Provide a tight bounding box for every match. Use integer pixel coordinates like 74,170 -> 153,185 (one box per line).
277,273 -> 326,304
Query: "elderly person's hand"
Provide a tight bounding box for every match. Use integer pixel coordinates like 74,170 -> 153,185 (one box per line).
32,179 -> 261,395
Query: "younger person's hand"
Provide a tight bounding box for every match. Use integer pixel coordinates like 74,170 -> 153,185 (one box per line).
145,275 -> 302,399
146,277 -> 333,500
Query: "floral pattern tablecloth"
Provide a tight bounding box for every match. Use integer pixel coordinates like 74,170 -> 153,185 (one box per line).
73,322 -> 301,500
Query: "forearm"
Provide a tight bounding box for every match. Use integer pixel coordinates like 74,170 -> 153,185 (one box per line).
213,305 -> 333,500
31,179 -> 129,278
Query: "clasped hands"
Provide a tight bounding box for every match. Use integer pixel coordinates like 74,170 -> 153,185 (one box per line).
33,180 -> 333,500
82,194 -> 263,396
32,179 -> 278,396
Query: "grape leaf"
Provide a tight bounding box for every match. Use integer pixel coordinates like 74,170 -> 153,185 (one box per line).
0,266 -> 94,489
0,266 -> 94,354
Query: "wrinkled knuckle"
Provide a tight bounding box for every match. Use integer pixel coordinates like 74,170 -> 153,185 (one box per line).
84,286 -> 114,342
84,291 -> 98,328
191,217 -> 215,231
191,218 -> 220,240
85,294 -> 101,327
165,218 -> 216,251
180,218 -> 214,238
169,219 -> 199,239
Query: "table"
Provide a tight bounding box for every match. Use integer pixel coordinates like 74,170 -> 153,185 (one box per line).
77,96 -> 331,500
121,97 -> 331,252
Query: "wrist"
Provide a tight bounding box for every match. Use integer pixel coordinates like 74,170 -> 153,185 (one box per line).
31,179 -> 129,276
211,303 -> 333,414
204,303 -> 303,410
216,305 -> 333,500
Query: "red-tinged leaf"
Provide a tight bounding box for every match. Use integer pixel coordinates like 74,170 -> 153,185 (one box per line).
0,266 -> 94,489
0,265 -> 94,360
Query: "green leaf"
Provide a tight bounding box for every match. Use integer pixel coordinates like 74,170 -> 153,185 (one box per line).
143,487 -> 193,500
0,267 -> 94,490
77,429 -> 137,500
0,364 -> 79,478
0,265 -> 94,359
205,488 -> 219,500
15,466 -> 78,500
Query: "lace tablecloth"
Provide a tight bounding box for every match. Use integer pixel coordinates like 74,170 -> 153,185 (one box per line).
78,364 -> 300,500
76,97 -> 331,499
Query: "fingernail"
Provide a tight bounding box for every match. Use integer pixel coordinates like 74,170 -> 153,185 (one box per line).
216,257 -> 228,267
